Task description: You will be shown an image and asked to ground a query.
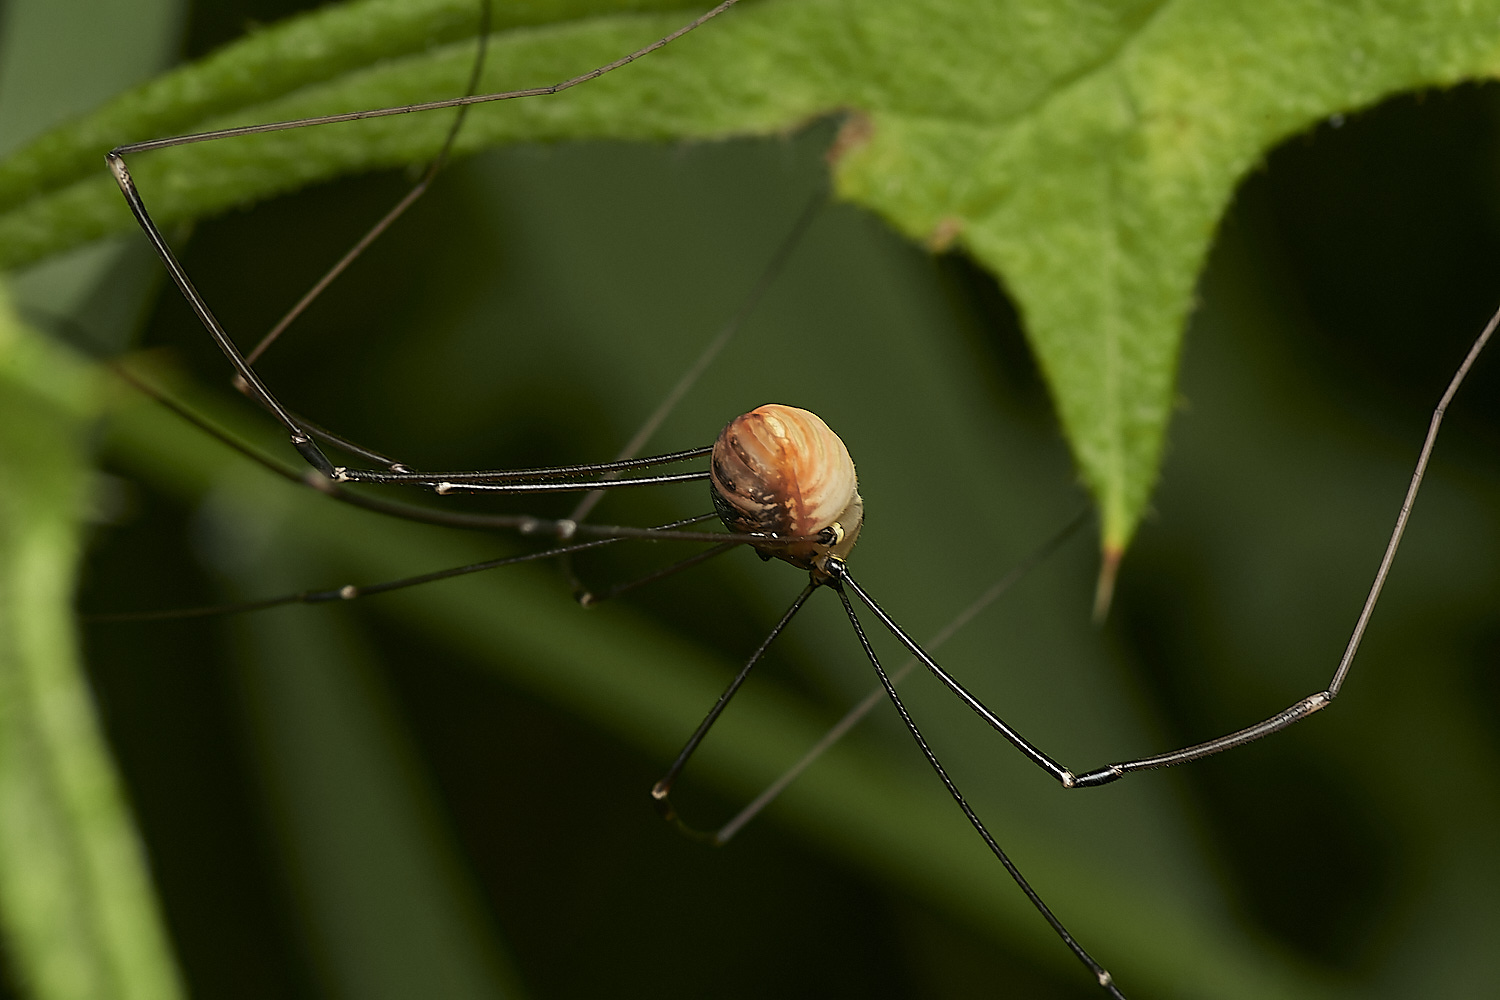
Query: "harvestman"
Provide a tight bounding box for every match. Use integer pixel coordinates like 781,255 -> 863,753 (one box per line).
94,2 -> 1498,995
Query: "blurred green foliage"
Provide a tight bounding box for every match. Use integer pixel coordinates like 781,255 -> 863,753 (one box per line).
0,292 -> 183,1000
2,1 -> 1500,998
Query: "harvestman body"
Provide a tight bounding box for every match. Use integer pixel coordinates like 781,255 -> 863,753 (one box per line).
93,1 -> 1499,996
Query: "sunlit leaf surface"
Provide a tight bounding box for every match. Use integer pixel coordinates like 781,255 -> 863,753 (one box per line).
5,0 -> 1500,543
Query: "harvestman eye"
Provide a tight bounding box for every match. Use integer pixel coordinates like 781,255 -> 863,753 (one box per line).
68,0 -> 1500,995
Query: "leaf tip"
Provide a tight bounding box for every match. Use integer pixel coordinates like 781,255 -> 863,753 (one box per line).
1092,544 -> 1122,624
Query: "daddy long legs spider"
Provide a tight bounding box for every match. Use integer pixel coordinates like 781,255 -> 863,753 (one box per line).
5,0 -> 1500,996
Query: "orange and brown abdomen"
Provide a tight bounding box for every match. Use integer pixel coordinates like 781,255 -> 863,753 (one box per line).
710,404 -> 863,574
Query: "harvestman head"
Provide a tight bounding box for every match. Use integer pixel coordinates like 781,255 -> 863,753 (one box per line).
88,0 -> 1500,996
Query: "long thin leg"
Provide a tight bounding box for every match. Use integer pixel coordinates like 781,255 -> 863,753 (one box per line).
430,469 -> 708,494
651,582 -> 818,837
336,200 -> 834,497
238,0 -> 496,372
1071,303 -> 1498,787
109,151 -> 338,474
114,364 -> 775,552
830,571 -> 1122,998
106,0 -> 744,484
560,186 -> 828,596
568,185 -> 828,527
715,509 -> 1089,843
836,568 -> 1075,785
574,543 -> 738,607
339,448 -> 714,488
272,410 -> 412,472
826,304 -> 1496,794
112,2 -> 744,159
84,513 -> 733,623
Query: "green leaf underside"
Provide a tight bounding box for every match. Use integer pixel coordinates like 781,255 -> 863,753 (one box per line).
0,285 -> 184,1000
5,0 -> 1500,552
0,0 -> 693,216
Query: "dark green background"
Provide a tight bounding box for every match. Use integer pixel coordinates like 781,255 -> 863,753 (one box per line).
6,1 -> 1500,996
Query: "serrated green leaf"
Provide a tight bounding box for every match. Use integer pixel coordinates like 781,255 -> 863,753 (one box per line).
0,0 -> 695,214
2,1 -> 1497,560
